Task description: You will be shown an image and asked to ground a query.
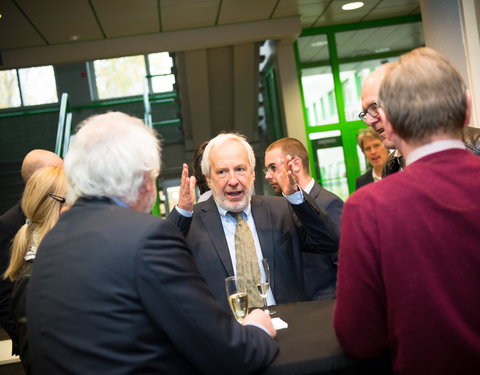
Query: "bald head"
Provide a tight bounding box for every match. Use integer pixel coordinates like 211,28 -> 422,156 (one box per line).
21,149 -> 63,183
361,63 -> 395,149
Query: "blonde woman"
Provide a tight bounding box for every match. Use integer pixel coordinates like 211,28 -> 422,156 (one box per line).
3,165 -> 66,374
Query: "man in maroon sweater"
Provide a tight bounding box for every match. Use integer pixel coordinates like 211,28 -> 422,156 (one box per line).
334,47 -> 480,375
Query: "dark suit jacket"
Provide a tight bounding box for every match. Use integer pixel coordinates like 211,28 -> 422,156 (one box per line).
302,181 -> 343,300
168,194 -> 339,312
355,170 -> 375,190
0,202 -> 25,352
27,197 -> 277,375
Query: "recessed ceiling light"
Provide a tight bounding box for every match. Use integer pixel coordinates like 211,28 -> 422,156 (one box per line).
342,2 -> 365,11
69,35 -> 79,41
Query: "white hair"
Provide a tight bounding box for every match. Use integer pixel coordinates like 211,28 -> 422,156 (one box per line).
64,112 -> 161,205
201,133 -> 255,177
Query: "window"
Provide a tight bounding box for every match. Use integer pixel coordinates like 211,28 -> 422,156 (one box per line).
89,52 -> 175,100
0,65 -> 58,109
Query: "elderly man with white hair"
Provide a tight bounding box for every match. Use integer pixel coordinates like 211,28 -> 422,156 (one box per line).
26,112 -> 278,375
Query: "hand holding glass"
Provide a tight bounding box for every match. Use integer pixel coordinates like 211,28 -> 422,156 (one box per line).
225,276 -> 249,323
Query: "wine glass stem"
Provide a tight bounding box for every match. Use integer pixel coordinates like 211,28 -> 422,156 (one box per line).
263,298 -> 268,309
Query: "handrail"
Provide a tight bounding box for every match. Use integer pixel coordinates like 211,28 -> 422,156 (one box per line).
55,93 -> 72,157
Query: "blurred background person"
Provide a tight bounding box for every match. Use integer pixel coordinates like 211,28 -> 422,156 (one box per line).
355,128 -> 390,190
192,141 -> 211,202
264,137 -> 343,300
0,149 -> 63,354
3,166 -> 66,375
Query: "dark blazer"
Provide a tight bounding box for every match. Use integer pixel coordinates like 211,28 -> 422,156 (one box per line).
355,170 -> 375,190
302,181 -> 343,300
168,194 -> 339,312
27,197 -> 277,375
0,202 -> 25,353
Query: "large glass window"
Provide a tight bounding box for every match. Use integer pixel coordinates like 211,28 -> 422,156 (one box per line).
340,57 -> 398,122
148,52 -> 175,93
295,17 -> 424,196
0,65 -> 58,109
301,67 -> 338,126
0,70 -> 21,109
90,52 -> 175,100
310,130 -> 349,200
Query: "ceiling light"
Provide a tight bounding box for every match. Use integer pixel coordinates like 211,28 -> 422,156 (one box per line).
69,35 -> 79,41
311,41 -> 328,47
342,2 -> 364,11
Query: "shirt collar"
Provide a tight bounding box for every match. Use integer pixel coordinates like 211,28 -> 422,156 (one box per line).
372,168 -> 382,182
304,178 -> 315,194
406,139 -> 466,166
216,201 -> 252,220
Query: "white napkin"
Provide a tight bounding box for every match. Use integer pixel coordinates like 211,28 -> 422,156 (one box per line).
272,317 -> 288,330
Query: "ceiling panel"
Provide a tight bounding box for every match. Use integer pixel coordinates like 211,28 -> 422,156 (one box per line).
311,0 -> 379,28
0,0 -> 46,49
15,0 -> 103,44
93,0 -> 159,37
1,0 -> 422,69
218,0 -> 278,25
335,22 -> 424,58
161,0 -> 218,31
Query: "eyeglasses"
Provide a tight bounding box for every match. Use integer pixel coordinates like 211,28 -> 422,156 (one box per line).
49,194 -> 66,204
263,164 -> 276,175
358,102 -> 380,123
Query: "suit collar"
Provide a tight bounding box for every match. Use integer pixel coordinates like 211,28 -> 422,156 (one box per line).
198,197 -> 235,276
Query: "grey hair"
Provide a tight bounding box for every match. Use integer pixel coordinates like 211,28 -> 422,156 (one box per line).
201,133 -> 255,177
380,47 -> 467,143
64,112 -> 161,205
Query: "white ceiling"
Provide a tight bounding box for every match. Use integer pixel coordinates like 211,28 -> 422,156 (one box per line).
0,0 -> 421,67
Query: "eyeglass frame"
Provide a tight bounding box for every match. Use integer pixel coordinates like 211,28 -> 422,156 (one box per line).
263,164 -> 277,175
358,102 -> 380,123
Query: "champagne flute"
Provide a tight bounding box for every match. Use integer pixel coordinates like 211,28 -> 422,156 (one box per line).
252,258 -> 275,315
225,276 -> 249,323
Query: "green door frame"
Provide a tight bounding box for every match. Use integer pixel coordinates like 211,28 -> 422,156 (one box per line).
295,15 -> 422,195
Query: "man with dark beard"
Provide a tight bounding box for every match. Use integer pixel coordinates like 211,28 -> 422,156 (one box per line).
168,133 -> 339,313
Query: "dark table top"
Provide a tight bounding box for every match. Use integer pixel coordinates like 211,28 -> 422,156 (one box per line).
260,299 -> 391,375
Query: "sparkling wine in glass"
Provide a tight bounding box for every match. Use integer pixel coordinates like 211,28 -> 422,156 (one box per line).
253,258 -> 275,315
225,276 -> 249,323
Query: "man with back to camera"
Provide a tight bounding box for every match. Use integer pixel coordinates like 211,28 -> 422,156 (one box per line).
168,132 -> 339,313
264,137 -> 343,300
26,112 -> 278,375
334,47 -> 480,375
0,149 -> 63,352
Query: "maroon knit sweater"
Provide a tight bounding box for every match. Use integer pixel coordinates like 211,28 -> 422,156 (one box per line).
335,149 -> 480,375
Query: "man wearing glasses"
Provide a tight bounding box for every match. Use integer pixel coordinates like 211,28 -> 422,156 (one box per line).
264,138 -> 343,300
359,63 -> 480,178
335,46 -> 480,375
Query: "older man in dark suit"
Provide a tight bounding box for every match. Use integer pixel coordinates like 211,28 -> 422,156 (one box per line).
27,113 -> 277,375
168,133 -> 339,313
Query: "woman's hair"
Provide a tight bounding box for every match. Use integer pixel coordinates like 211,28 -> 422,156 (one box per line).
4,166 -> 67,281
